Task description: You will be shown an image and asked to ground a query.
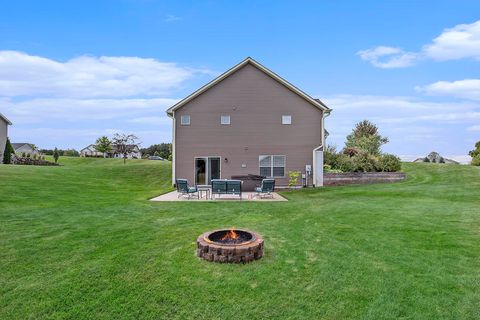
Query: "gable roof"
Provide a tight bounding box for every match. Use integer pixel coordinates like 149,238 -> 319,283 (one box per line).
12,143 -> 34,150
80,144 -> 96,152
0,112 -> 12,125
166,57 -> 331,116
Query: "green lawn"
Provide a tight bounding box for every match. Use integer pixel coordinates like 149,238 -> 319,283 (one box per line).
1,158 -> 479,319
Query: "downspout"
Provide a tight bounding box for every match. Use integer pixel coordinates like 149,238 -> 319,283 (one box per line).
312,109 -> 331,187
322,110 -> 331,148
168,110 -> 176,186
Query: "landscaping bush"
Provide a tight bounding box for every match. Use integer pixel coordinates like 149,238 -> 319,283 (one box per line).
378,154 -> 402,172
288,171 -> 301,189
343,147 -> 359,157
323,164 -> 343,173
10,155 -> 59,166
352,152 -> 378,172
324,145 -> 341,168
323,121 -> 401,173
335,154 -> 356,172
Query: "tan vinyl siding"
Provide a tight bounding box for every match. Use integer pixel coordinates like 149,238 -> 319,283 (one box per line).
173,63 -> 323,186
0,119 -> 7,160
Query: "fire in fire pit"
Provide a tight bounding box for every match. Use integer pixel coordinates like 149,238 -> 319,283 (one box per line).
212,229 -> 253,245
197,229 -> 263,263
220,229 -> 239,242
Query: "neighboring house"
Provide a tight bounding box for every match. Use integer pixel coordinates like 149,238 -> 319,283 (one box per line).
413,151 -> 459,164
110,145 -> 142,159
80,144 -> 104,157
80,144 -> 141,159
12,143 -> 38,156
0,112 -> 12,162
167,57 -> 332,187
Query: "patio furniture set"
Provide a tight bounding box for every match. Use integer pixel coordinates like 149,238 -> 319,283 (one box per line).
175,178 -> 276,200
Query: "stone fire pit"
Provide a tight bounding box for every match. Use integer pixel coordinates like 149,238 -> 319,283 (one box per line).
196,229 -> 264,263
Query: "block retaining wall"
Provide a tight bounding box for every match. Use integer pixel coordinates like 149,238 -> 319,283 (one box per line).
324,172 -> 406,186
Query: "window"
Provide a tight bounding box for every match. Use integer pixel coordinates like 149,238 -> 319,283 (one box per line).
221,115 -> 231,125
282,115 -> 292,125
259,155 -> 286,177
180,115 -> 190,125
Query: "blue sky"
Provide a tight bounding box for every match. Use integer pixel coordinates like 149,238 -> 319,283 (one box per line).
1,0 -> 479,162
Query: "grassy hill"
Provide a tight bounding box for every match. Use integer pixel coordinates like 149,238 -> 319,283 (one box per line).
0,158 -> 479,319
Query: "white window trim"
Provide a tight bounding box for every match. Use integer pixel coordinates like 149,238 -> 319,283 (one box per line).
259,155 -> 286,178
180,115 -> 190,125
282,115 -> 292,125
220,115 -> 231,125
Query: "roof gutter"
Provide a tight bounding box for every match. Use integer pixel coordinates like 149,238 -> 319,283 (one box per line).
0,112 -> 12,125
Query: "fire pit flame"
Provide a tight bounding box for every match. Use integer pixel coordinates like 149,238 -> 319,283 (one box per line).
220,228 -> 239,241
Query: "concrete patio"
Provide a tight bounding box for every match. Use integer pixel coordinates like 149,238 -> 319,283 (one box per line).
150,191 -> 287,202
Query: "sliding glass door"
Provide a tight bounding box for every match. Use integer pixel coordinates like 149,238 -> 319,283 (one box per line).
195,158 -> 207,185
195,157 -> 221,185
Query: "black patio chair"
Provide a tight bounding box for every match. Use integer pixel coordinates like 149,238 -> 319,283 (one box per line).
176,179 -> 198,199
254,179 -> 275,199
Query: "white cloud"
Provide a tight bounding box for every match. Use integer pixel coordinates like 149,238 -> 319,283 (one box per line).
0,51 -> 210,98
164,15 -> 181,22
468,125 -> 480,131
359,20 -> 480,68
416,79 -> 480,101
128,116 -> 171,125
357,46 -> 418,68
324,94 -> 480,126
423,20 -> 480,61
322,94 -> 479,156
0,51 -> 216,149
2,97 -> 178,124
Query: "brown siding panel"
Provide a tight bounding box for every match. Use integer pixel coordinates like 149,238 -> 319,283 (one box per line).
0,120 -> 7,160
174,63 -> 323,186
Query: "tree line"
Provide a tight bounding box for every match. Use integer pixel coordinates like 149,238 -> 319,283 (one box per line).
139,143 -> 172,160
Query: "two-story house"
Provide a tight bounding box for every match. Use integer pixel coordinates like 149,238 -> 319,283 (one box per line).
0,112 -> 12,162
167,57 -> 331,188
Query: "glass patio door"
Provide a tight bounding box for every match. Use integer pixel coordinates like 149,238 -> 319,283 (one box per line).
195,157 -> 220,185
208,157 -> 220,183
195,158 -> 207,185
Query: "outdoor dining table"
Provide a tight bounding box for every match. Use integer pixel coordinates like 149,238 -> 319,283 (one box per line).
196,185 -> 211,200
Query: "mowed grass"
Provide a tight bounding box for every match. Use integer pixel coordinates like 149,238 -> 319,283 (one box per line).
0,158 -> 479,319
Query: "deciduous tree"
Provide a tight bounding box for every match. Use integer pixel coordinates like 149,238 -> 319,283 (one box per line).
469,141 -> 480,166
112,133 -> 139,164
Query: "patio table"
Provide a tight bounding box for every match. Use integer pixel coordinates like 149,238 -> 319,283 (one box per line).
197,185 -> 211,200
